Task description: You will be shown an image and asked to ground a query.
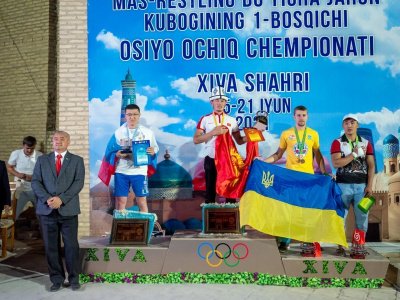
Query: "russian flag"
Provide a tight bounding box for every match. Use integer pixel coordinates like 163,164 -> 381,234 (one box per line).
98,134 -> 121,186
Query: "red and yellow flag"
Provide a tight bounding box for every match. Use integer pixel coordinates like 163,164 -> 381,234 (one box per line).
215,132 -> 259,198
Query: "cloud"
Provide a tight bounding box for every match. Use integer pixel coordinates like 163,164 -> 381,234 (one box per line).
155,96 -> 168,106
142,85 -> 158,94
171,76 -> 209,101
141,110 -> 181,128
154,96 -> 180,106
184,119 -> 197,130
89,90 -> 122,140
96,30 -> 122,51
355,107 -> 400,149
89,91 -> 179,142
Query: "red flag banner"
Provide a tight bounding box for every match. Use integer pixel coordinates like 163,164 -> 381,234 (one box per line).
215,132 -> 259,198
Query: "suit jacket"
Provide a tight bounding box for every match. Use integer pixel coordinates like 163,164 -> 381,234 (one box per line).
32,151 -> 85,216
0,160 -> 11,211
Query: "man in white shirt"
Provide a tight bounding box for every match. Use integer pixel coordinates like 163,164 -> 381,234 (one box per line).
7,136 -> 42,219
114,104 -> 159,212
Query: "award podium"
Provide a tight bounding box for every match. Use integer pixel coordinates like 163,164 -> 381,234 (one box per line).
111,207 -> 157,245
201,203 -> 241,234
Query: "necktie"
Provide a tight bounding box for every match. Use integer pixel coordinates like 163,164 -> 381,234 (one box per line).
56,154 -> 62,176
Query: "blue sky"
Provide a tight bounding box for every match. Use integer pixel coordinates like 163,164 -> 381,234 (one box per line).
88,1 -> 400,186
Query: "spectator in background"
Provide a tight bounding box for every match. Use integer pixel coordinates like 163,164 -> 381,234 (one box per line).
7,136 -> 42,219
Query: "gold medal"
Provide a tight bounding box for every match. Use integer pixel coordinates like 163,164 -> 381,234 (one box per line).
297,158 -> 305,164
294,127 -> 307,166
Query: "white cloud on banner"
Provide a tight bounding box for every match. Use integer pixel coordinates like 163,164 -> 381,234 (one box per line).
184,119 -> 197,130
96,29 -> 122,51
89,91 -> 181,138
355,107 -> 400,149
171,76 -> 209,101
154,96 -> 180,106
155,96 -> 168,105
89,90 -> 121,140
143,85 -> 158,94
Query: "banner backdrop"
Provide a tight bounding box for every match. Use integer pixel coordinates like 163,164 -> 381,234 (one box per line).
88,0 -> 399,190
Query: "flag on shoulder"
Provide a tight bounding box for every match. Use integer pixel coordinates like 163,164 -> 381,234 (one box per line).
215,132 -> 259,199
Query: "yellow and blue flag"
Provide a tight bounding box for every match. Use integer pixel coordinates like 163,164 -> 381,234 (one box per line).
240,160 -> 348,247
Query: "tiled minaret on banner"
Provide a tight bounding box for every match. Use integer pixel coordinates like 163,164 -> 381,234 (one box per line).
120,69 -> 136,125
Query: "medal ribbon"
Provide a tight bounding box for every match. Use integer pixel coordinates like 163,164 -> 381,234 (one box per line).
294,127 -> 307,158
344,135 -> 359,159
126,126 -> 140,141
213,113 -> 225,127
346,135 -> 359,152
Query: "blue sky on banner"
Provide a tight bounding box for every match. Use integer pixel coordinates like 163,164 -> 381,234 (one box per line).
88,0 -> 400,187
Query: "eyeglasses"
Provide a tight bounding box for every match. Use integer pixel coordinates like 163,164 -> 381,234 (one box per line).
125,113 -> 140,117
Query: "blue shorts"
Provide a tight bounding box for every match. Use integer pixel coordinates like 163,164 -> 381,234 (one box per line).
114,173 -> 149,197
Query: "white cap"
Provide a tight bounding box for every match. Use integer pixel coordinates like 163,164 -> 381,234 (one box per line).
342,113 -> 359,122
209,86 -> 229,101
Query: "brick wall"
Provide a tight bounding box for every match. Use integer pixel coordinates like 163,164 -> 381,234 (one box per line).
0,1 -> 55,158
58,0 -> 90,237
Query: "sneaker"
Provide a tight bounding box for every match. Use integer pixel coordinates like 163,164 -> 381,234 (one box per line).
335,246 -> 347,257
278,242 -> 289,253
350,244 -> 368,259
300,243 -> 315,257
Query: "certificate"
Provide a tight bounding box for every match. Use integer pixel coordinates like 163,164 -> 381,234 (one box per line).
132,140 -> 150,166
244,128 -> 265,142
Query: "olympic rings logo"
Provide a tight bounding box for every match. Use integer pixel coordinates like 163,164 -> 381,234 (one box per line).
197,242 -> 249,268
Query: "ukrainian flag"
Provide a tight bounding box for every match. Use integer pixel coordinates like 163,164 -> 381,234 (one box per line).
240,160 -> 348,247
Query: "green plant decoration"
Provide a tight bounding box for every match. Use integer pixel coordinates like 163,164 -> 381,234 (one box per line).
85,248 -> 99,261
78,272 -> 383,289
351,262 -> 367,275
103,248 -> 110,262
303,260 -> 317,274
115,248 -> 130,261
132,249 -> 146,262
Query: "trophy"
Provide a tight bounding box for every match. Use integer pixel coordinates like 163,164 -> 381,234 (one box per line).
254,110 -> 268,131
120,138 -> 132,153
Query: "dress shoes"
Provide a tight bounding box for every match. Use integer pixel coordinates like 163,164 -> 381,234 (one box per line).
50,283 -> 61,292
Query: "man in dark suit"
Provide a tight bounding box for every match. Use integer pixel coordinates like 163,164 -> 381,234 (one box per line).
0,160 -> 11,214
32,131 -> 85,292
